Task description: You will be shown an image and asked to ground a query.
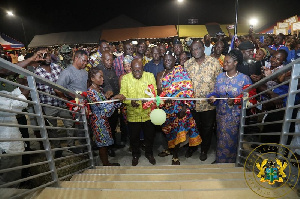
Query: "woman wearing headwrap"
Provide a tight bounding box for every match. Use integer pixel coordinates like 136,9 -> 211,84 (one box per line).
255,48 -> 269,62
207,49 -> 252,163
119,55 -> 134,88
157,51 -> 201,165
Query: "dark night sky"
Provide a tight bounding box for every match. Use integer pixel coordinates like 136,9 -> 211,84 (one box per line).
0,0 -> 299,45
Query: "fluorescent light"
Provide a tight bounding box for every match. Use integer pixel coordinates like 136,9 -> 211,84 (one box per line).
7,11 -> 14,16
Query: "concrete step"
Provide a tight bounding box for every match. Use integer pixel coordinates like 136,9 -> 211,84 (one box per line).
71,172 -> 251,181
95,163 -> 235,170
83,167 -> 244,174
61,179 -> 249,190
0,188 -> 30,199
34,187 -> 298,199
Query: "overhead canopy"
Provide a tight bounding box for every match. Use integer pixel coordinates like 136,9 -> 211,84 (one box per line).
101,25 -> 178,42
177,25 -> 208,38
205,23 -> 223,36
220,24 -> 251,36
0,32 -> 24,50
28,31 -> 101,48
178,24 -> 253,38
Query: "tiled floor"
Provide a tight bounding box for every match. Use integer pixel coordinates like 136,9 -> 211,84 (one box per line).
107,130 -> 217,166
28,119 -> 217,166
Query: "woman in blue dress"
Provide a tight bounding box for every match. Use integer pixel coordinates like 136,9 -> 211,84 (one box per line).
86,68 -> 125,166
207,49 -> 252,163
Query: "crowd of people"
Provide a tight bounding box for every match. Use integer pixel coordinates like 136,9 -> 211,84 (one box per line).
1,29 -> 300,180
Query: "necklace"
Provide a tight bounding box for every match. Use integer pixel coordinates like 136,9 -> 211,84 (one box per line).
160,69 -> 168,83
225,71 -> 238,79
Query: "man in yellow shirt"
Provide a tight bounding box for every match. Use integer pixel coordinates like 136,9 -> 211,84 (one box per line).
120,58 -> 157,166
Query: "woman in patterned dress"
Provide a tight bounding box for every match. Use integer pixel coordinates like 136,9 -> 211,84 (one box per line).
207,49 -> 252,163
86,68 -> 125,166
157,51 -> 202,165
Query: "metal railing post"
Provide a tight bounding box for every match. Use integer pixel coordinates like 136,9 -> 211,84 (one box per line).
27,75 -> 60,187
280,63 -> 300,146
80,106 -> 94,167
236,92 -> 247,167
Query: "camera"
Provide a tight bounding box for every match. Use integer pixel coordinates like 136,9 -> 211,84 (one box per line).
42,53 -> 48,59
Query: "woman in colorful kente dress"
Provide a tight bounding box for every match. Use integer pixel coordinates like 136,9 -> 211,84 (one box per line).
207,49 -> 252,163
86,68 -> 125,166
157,51 -> 202,165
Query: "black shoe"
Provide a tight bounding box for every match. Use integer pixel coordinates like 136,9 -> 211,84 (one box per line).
104,162 -> 120,166
108,148 -> 116,157
158,149 -> 171,157
185,148 -> 196,158
211,160 -> 216,164
145,155 -> 156,165
132,156 -> 139,166
172,157 -> 180,165
200,152 -> 207,161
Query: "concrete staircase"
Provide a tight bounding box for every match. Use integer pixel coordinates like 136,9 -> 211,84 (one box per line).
34,163 -> 297,199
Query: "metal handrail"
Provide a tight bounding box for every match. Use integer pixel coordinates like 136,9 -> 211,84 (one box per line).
0,58 -> 83,99
0,57 -> 95,198
243,58 -> 300,91
236,58 -> 300,196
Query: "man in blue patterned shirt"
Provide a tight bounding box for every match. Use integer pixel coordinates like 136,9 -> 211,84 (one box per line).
113,41 -> 134,78
86,40 -> 110,71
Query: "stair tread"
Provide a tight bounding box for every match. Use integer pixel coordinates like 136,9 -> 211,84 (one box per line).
95,163 -> 235,169
84,167 -> 244,174
35,187 -> 298,199
61,179 -> 249,189
71,172 -> 252,181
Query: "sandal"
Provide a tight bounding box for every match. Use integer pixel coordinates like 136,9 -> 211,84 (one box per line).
158,149 -> 171,157
172,158 -> 180,165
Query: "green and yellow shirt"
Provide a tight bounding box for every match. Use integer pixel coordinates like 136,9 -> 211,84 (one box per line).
120,72 -> 157,122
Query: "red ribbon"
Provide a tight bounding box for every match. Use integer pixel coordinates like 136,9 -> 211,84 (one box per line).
234,84 -> 257,114
142,84 -> 157,110
66,92 -> 91,122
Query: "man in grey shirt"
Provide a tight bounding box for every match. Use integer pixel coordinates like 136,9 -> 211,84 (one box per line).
55,50 -> 88,153
56,51 -> 88,94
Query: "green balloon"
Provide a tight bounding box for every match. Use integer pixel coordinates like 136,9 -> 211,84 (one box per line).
150,109 -> 166,125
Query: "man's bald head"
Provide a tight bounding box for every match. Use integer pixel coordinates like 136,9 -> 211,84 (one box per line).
101,50 -> 114,68
131,58 -> 143,79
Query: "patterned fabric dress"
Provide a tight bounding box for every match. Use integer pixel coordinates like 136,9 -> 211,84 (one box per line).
87,88 -> 121,147
207,72 -> 252,163
160,65 -> 202,148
